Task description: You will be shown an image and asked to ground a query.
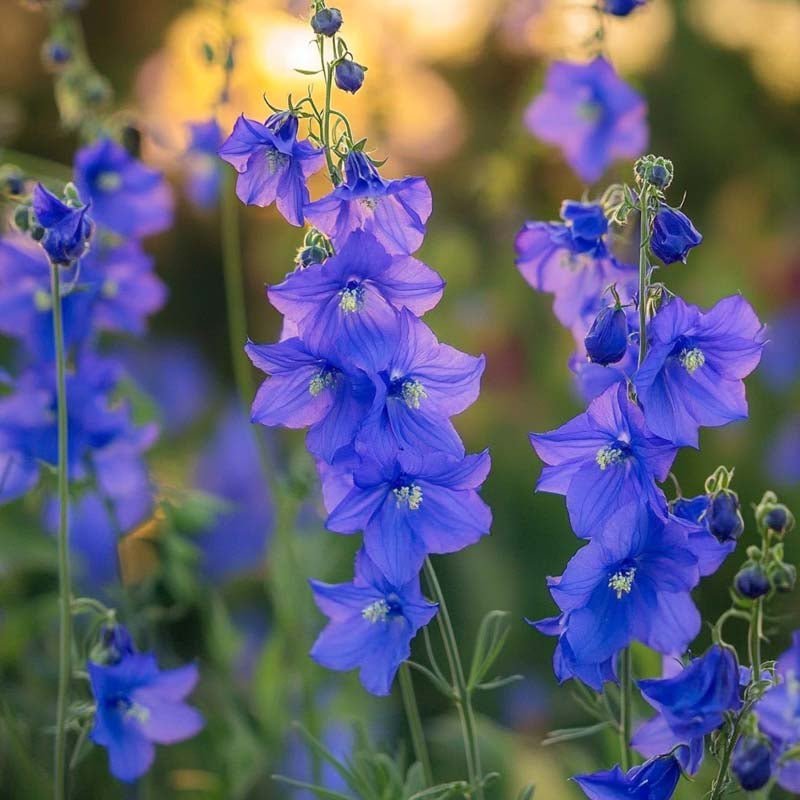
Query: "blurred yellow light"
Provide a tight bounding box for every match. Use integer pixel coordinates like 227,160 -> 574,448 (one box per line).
252,15 -> 320,79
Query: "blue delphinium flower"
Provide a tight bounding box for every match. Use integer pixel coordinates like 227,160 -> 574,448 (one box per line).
755,631 -> 800,793
634,295 -> 766,447
75,138 -> 174,239
543,502 -> 700,666
183,119 -> 223,209
529,383 -> 677,538
761,305 -> 800,391
632,645 -> 740,774
309,548 -> 438,695
31,182 -> 93,265
359,309 -> 485,457
670,495 -> 736,577
732,737 -> 773,791
246,336 -> 375,463
585,304 -> 629,366
324,445 -> 492,585
218,112 -> 325,225
88,651 -> 203,782
304,149 -> 432,255
603,0 -> 648,15
573,755 -> 681,800
649,205 -> 702,265
524,57 -> 648,183
267,231 -> 444,370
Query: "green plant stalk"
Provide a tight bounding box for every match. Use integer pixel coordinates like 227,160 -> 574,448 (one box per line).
748,599 -> 763,675
399,662 -> 434,786
618,648 -> 633,772
637,183 -> 651,371
51,262 -> 72,800
424,560 -> 484,800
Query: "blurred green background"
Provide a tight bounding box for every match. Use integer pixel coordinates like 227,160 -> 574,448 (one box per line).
0,0 -> 798,797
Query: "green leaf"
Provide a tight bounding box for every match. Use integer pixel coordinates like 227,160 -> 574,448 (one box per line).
516,785 -> 535,800
468,610 -> 512,690
272,775 -> 353,800
295,68 -> 322,76
475,673 -> 523,692
543,720 -> 613,747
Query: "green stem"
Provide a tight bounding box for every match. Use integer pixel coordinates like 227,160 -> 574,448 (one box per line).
709,704 -> 751,800
748,599 -> 763,676
317,36 -> 338,183
51,262 -> 72,800
618,648 -> 633,772
637,184 -> 651,370
423,559 -> 484,800
399,662 -> 433,786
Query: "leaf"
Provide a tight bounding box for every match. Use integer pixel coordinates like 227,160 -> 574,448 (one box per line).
295,68 -> 323,76
543,720 -> 613,747
468,610 -> 512,691
272,775 -> 353,800
516,785 -> 535,800
475,673 -> 524,692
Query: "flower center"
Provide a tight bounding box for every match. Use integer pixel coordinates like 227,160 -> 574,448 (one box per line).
112,696 -> 150,723
339,280 -> 365,313
265,147 -> 289,175
680,347 -> 705,374
399,378 -> 427,409
608,567 -> 636,599
359,196 -> 379,211
308,367 -> 337,397
596,444 -> 626,470
102,279 -> 118,299
393,483 -> 423,510
97,171 -> 122,192
34,288 -> 52,311
361,599 -> 390,623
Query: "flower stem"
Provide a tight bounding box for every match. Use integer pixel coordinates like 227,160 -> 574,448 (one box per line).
637,184 -> 651,369
399,662 -> 433,786
317,35 -> 339,184
51,262 -> 72,800
748,598 -> 763,677
423,559 -> 484,800
618,647 -> 633,772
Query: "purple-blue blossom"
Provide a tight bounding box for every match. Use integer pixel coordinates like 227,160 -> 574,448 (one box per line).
574,755 -> 681,800
649,205 -> 703,265
31,182 -> 93,265
529,383 -> 677,538
218,112 -> 325,226
634,295 -> 766,447
309,548 -> 437,696
524,57 -> 648,183
304,149 -> 432,255
603,0 -> 648,14
183,119 -> 223,209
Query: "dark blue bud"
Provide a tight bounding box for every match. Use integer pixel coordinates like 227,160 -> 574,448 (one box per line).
771,562 -> 796,593
650,205 -> 703,264
560,201 -> 608,253
44,41 -> 72,67
334,60 -> 366,94
603,0 -> 648,15
584,306 -> 628,366
765,506 -> 791,533
732,737 -> 772,791
734,565 -> 771,599
311,8 -> 343,36
707,491 -> 744,543
99,624 -> 136,665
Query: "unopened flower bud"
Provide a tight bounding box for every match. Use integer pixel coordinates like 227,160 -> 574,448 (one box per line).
732,737 -> 772,791
765,505 -> 794,535
707,490 -> 744,543
335,60 -> 366,94
734,565 -> 771,600
584,305 -> 628,366
770,562 -> 796,594
311,8 -> 343,36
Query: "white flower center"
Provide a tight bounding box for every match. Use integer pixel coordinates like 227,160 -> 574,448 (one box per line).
34,289 -> 52,311
102,279 -> 118,299
265,148 -> 289,175
308,369 -> 336,397
359,196 -> 379,210
361,599 -> 390,623
608,568 -> 636,599
401,379 -> 427,409
596,445 -> 625,470
339,284 -> 365,313
680,347 -> 705,374
97,171 -> 122,192
393,484 -> 423,510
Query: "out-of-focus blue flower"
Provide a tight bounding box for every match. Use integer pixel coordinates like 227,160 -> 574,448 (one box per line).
283,720 -> 353,800
524,57 -> 648,183
541,502 -> 700,667
268,231 -> 444,371
649,205 -> 702,265
218,112 -> 325,225
304,150 -> 432,255
635,295 -> 766,447
194,404 -> 273,583
309,548 -> 437,695
585,305 -> 629,366
246,337 -> 374,464
573,755 -> 681,800
324,443 -> 491,585
560,201 -> 609,254
732,737 -> 773,791
98,624 -> 137,665
632,645 -> 740,774
529,383 -> 677,538
359,309 -> 484,457
75,138 -> 174,239
183,120 -> 223,209
768,414 -> 800,486
334,60 -> 366,93
603,0 -> 648,15
88,651 -> 203,782
761,305 -> 800,391
31,182 -> 93,265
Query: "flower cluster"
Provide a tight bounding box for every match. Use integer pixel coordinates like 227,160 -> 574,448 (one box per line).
223,6 -> 491,698
0,138 -> 172,580
518,152 -> 770,796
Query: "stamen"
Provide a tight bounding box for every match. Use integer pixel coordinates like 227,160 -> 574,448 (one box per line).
596,445 -> 625,470
608,567 -> 636,599
97,171 -> 122,192
265,148 -> 289,175
401,379 -> 427,409
359,197 -> 379,210
361,599 -> 390,623
680,347 -> 705,374
309,369 -> 336,397
339,283 -> 365,313
393,484 -> 423,510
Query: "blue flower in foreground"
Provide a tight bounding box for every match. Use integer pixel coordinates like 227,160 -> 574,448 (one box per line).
632,645 -> 740,774
310,549 -> 437,696
304,149 -> 432,254
755,631 -> 800,793
268,231 -> 444,370
525,57 -> 648,183
88,652 -> 203,782
183,119 -> 223,209
31,182 -> 93,265
529,615 -> 616,691
359,309 -> 485,457
325,445 -> 492,585
574,755 -> 681,800
650,205 -> 702,265
218,112 -> 325,225
545,502 -> 700,666
75,138 -> 173,238
635,295 -> 766,447
529,383 -> 677,538
246,337 -> 374,464
603,0 -> 648,15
